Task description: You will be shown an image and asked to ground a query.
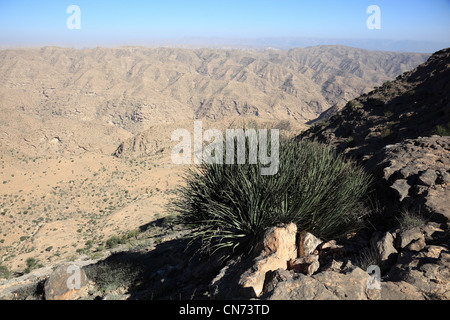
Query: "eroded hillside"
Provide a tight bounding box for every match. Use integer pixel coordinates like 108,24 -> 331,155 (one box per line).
0,46 -> 430,272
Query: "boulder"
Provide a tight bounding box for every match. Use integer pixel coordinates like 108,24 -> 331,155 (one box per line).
318,240 -> 346,258
395,227 -> 424,250
44,263 -> 88,300
418,169 -> 437,186
370,231 -> 398,272
298,232 -> 322,257
266,267 -> 371,300
436,170 -> 450,184
210,223 -> 297,299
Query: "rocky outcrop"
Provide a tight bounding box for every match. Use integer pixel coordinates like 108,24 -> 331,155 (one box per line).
262,223 -> 449,300
369,135 -> 450,221
265,267 -> 373,300
210,223 -> 298,299
208,217 -> 448,300
0,259 -> 95,300
209,224 -> 327,299
385,246 -> 450,300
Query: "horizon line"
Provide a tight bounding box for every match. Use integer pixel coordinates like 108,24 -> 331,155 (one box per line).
1,36 -> 449,54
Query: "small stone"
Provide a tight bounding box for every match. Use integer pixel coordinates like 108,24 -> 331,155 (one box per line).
395,227 -> 424,250
422,223 -> 445,242
405,236 -> 426,252
419,245 -> 446,259
322,259 -> 344,272
391,179 -> 411,201
298,232 -> 323,257
418,169 -> 437,186
436,170 -> 450,184
370,232 -> 397,271
412,184 -> 428,196
287,255 -> 320,276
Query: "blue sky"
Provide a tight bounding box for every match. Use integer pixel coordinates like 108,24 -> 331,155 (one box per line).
0,0 -> 449,51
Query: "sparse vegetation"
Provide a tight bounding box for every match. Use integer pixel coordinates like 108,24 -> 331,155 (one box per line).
435,122 -> 450,137
348,100 -> 362,109
24,257 -> 42,274
174,136 -> 373,261
84,260 -> 143,293
382,80 -> 392,89
0,264 -> 11,279
396,208 -> 426,231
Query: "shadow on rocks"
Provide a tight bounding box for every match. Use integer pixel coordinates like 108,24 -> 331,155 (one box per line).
82,237 -> 226,300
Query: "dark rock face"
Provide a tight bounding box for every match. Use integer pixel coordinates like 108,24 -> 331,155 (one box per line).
370,136 -> 450,221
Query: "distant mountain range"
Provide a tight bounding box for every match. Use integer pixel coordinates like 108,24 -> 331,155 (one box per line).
131,38 -> 449,53
3,38 -> 447,54
0,45 -> 428,156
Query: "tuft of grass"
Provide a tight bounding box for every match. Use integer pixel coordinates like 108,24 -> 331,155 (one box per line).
173,136 -> 373,262
396,208 -> 426,231
354,243 -> 381,272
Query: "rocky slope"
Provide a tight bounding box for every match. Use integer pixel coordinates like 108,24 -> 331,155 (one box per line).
300,48 -> 449,156
300,47 -> 450,222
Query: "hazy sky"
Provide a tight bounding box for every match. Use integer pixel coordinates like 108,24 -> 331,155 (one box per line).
0,0 -> 449,51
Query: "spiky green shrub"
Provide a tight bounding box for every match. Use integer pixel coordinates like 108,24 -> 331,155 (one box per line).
173,136 -> 373,261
